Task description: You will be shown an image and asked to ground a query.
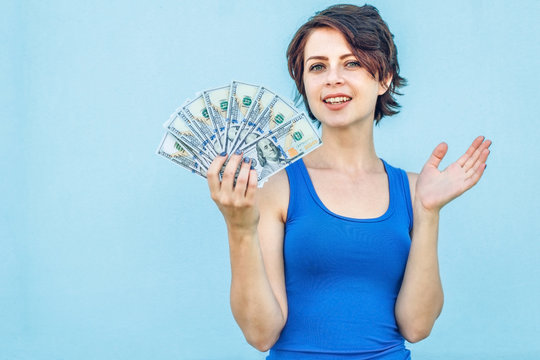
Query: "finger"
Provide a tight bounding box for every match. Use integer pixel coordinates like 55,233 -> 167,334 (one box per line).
207,152 -> 228,195
463,139 -> 492,171
464,157 -> 482,179
245,168 -> 259,202
233,157 -> 253,196
221,150 -> 244,192
465,162 -> 487,190
456,136 -> 485,167
462,139 -> 491,171
464,158 -> 481,180
464,148 -> 490,183
425,142 -> 448,169
477,148 -> 491,169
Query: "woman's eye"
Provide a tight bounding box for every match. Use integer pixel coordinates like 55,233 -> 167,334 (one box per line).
346,61 -> 361,68
309,64 -> 324,72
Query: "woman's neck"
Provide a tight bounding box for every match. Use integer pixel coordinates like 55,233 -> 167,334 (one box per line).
306,119 -> 380,173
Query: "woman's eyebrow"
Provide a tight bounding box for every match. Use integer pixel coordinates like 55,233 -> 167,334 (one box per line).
305,53 -> 355,63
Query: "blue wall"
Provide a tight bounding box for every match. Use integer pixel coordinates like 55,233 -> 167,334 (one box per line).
2,0 -> 539,359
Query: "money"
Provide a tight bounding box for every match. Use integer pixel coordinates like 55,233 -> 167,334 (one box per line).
157,82 -> 322,187
202,86 -> 230,152
165,110 -> 217,164
236,94 -> 299,153
241,113 -> 322,183
226,81 -> 260,153
157,132 -> 207,178
182,95 -> 224,155
228,87 -> 276,154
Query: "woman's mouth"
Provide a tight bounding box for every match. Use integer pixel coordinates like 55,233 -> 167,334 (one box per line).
323,96 -> 352,104
322,95 -> 352,110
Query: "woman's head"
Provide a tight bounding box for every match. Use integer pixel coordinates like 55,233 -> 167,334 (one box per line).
287,4 -> 406,124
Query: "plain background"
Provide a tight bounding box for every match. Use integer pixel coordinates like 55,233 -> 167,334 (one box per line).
2,0 -> 539,359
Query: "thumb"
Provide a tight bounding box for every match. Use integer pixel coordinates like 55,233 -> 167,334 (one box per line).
425,142 -> 448,169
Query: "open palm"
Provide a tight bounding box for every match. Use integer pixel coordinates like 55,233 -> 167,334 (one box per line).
415,136 -> 492,212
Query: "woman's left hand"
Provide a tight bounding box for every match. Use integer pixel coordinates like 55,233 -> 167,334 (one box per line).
415,136 -> 492,213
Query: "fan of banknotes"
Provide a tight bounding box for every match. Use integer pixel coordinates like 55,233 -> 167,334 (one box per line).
156,81 -> 323,186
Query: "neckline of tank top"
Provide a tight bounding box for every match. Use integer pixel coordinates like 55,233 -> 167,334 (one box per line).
296,158 -> 395,223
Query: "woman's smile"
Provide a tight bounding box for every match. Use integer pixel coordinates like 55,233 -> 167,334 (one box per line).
322,93 -> 353,110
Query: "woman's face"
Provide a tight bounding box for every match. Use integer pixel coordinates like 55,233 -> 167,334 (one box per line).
302,27 -> 388,128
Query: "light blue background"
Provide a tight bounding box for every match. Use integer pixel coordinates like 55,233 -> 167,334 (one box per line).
2,0 -> 539,359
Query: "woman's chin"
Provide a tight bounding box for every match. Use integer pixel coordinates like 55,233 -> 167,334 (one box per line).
321,120 -> 364,130
317,112 -> 374,129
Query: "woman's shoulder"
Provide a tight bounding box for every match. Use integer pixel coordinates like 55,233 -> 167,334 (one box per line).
406,172 -> 418,201
258,169 -> 290,223
383,159 -> 418,200
406,171 -> 418,186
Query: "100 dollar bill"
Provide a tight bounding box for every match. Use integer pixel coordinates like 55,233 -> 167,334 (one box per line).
228,86 -> 276,153
241,113 -> 322,185
236,94 -> 299,154
202,86 -> 229,152
182,95 -> 223,155
226,81 -> 260,153
158,82 -> 323,186
156,132 -> 207,177
165,110 -> 217,163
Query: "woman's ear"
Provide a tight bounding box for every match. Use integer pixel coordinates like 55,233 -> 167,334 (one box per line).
378,74 -> 393,95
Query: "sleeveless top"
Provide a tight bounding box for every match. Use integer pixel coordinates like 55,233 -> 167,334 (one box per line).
267,159 -> 413,360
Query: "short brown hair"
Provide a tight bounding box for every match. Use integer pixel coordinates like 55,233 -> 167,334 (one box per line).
286,4 -> 406,124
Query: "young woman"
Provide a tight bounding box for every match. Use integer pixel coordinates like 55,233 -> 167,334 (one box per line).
207,4 -> 491,359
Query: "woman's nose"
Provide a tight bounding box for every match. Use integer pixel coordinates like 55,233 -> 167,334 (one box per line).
325,66 -> 344,86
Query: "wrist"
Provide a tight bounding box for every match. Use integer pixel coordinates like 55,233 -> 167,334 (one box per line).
413,199 -> 440,222
227,223 -> 258,240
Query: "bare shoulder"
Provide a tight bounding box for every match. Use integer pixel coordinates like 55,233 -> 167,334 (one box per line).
258,169 -> 290,223
406,172 -> 418,200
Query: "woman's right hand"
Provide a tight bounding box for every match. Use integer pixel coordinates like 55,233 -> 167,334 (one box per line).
207,151 -> 259,233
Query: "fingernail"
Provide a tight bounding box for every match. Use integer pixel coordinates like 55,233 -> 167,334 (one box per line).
235,149 -> 242,155
220,151 -> 227,157
243,157 -> 250,163
250,163 -> 255,170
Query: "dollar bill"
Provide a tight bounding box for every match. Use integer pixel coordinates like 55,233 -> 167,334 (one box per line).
236,94 -> 299,153
241,113 -> 322,185
226,81 -> 260,154
202,85 -> 229,152
228,86 -> 276,154
156,132 -> 207,177
182,95 -> 223,155
165,109 -> 217,163
157,83 -> 323,186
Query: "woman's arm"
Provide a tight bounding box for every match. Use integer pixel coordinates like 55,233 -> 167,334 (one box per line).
395,136 -> 491,343
395,172 -> 443,343
207,152 -> 288,352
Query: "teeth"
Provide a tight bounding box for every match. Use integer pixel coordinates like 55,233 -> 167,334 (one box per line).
324,96 -> 351,104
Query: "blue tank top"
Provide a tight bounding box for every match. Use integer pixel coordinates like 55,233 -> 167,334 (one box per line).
267,159 -> 413,360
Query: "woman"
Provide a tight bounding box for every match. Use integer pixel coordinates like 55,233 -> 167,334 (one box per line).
207,4 -> 491,359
